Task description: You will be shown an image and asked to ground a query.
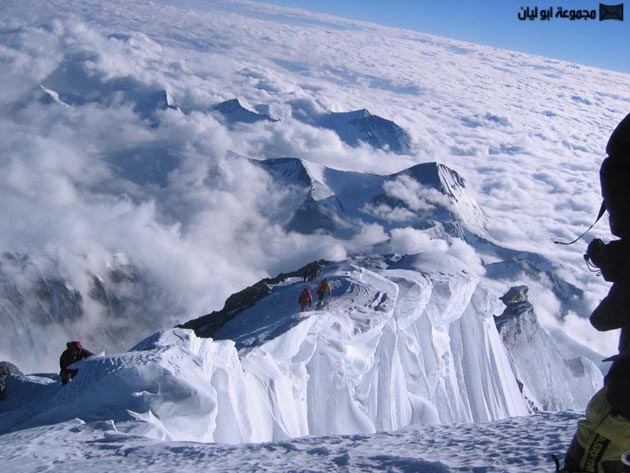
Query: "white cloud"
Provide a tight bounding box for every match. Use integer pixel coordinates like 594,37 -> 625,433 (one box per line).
347,224 -> 389,251
446,239 -> 486,276
1,0 -> 629,370
388,228 -> 448,255
382,175 -> 452,213
561,311 -> 620,358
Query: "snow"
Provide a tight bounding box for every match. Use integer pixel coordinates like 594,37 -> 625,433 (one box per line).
0,255 -> 596,448
316,109 -> 412,154
214,98 -> 277,124
0,410 -> 583,472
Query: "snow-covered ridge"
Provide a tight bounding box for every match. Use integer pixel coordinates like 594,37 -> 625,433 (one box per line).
1,254 -> 598,443
254,157 -> 586,316
255,157 -> 487,237
0,153 -> 587,375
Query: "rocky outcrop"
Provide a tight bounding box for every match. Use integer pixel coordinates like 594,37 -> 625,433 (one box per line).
494,285 -> 533,331
494,286 -> 602,411
0,362 -> 23,400
213,98 -> 277,124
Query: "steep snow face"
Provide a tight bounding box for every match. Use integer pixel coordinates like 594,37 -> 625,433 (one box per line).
495,286 -> 603,411
1,254 -> 540,442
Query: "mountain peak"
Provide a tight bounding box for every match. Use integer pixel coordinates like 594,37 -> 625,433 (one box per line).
213,98 -> 277,124
318,109 -> 411,154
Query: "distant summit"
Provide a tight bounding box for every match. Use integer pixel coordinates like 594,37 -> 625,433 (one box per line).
318,109 -> 412,154
213,98 -> 277,124
254,157 -> 486,237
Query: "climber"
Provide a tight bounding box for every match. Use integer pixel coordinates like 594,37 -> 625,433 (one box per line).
303,261 -> 322,282
59,341 -> 94,385
316,278 -> 332,308
559,112 -> 630,473
298,288 -> 313,312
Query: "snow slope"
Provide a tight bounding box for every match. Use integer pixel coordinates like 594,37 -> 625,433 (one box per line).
0,410 -> 583,473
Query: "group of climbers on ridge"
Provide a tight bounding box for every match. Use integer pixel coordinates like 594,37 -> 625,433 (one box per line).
298,261 -> 332,311
299,278 -> 332,311
56,263 -> 333,386
46,109 -> 630,473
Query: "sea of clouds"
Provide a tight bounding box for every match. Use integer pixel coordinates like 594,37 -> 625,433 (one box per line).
1,0 -> 629,370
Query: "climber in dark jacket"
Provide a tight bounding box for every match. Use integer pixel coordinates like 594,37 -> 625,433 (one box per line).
561,113 -> 630,472
562,242 -> 630,472
59,341 -> 94,385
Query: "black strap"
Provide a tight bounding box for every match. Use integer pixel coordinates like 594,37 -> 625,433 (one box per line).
551,454 -> 561,473
554,201 -> 606,246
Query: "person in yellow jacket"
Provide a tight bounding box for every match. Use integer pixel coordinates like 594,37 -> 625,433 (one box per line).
316,278 -> 332,308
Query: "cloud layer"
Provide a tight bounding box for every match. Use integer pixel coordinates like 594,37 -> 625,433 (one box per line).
1,0 -> 629,368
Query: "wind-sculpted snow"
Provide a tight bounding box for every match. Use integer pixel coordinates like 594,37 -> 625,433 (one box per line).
2,253 -> 594,444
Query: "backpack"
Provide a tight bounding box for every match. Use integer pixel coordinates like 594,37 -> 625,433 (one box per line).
601,112 -> 630,238
299,289 -> 312,304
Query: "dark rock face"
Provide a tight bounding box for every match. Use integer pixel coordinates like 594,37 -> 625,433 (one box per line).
213,98 -> 277,124
0,361 -> 23,400
494,285 -> 534,331
0,252 -> 84,327
0,252 -> 186,368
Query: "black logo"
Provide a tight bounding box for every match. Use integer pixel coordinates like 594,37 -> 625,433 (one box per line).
600,3 -> 624,20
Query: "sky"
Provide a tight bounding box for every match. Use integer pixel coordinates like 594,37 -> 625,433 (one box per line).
263,0 -> 630,73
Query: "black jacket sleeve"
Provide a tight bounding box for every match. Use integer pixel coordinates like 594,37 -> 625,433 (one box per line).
59,350 -> 73,372
78,349 -> 94,360
590,281 -> 630,331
